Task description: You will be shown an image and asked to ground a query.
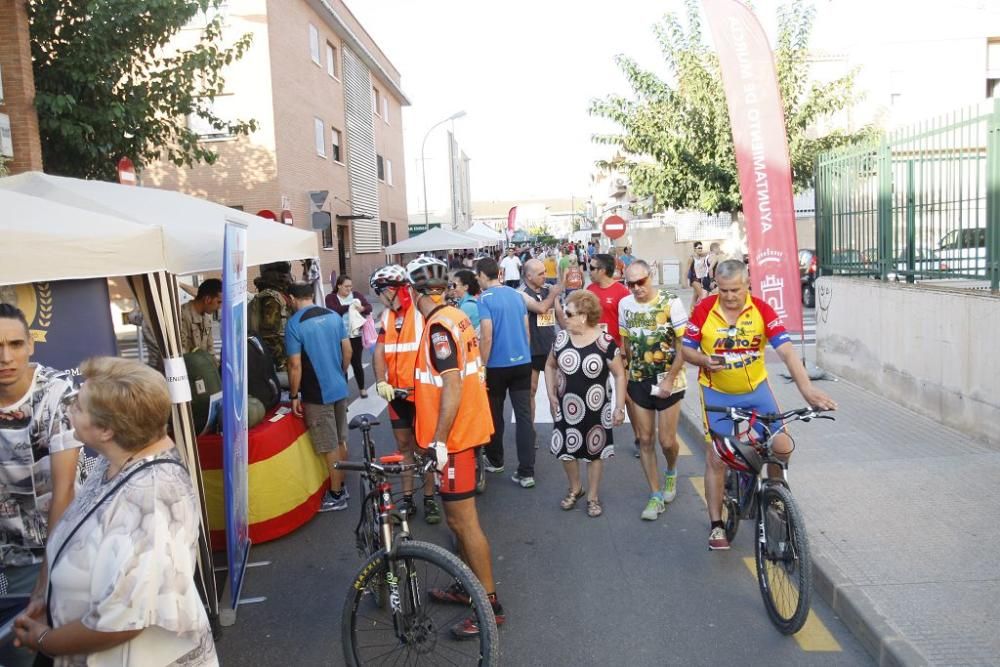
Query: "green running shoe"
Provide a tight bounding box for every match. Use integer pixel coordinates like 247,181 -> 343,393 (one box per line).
641,496 -> 665,521
662,471 -> 678,503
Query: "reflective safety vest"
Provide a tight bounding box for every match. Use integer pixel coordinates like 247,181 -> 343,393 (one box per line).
414,306 -> 493,453
381,306 -> 424,400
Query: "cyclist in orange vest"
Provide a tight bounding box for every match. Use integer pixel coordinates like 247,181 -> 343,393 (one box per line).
370,265 -> 441,524
405,256 -> 504,638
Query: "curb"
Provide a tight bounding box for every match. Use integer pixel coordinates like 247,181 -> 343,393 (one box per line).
675,410 -> 929,667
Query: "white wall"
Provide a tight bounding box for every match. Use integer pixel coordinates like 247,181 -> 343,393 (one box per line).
815,277 -> 1000,446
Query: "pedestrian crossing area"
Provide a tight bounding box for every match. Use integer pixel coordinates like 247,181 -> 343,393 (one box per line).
798,308 -> 817,346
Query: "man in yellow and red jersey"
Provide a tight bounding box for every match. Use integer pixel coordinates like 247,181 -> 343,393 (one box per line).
370,265 -> 441,525
682,259 -> 836,551
406,257 -> 504,639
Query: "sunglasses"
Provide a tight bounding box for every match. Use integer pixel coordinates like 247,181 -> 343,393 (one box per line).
61,387 -> 81,411
448,283 -> 457,289
723,325 -> 739,350
588,264 -> 601,271
626,275 -> 650,289
564,308 -> 583,317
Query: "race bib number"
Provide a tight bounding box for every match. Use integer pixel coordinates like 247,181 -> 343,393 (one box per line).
537,309 -> 556,327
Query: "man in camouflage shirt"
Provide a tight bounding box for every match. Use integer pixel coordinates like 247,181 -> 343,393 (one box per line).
251,263 -> 293,371
179,279 -> 222,362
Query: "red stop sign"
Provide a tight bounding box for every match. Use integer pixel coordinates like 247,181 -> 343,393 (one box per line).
117,157 -> 137,186
602,215 -> 627,240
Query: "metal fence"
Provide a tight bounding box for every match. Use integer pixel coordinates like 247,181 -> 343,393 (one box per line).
815,98 -> 1000,291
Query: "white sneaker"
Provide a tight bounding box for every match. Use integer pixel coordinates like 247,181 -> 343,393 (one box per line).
511,473 -> 535,488
662,471 -> 678,503
320,491 -> 348,512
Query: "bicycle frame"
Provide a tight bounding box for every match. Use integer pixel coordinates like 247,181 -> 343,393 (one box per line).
715,407 -> 834,514
337,417 -> 435,621
709,406 -> 833,485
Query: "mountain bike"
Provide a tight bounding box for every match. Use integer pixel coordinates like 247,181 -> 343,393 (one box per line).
336,413 -> 499,666
705,405 -> 833,635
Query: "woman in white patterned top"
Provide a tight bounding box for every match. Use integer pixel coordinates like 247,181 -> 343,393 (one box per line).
13,357 -> 217,666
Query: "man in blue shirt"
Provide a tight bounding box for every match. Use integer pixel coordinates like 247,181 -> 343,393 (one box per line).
285,282 -> 353,511
476,257 -> 536,488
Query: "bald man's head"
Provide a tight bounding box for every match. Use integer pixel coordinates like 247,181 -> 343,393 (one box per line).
523,259 -> 546,288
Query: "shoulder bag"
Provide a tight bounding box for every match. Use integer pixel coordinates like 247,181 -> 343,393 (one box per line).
34,458 -> 185,667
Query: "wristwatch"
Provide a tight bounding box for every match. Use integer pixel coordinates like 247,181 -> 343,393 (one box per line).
291,392 -> 302,400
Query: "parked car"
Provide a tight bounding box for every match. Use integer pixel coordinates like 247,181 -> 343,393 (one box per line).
886,247 -> 937,281
831,248 -> 863,266
799,248 -> 817,308
936,227 -> 986,276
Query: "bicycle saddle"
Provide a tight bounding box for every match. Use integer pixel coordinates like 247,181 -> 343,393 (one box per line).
348,413 -> 380,430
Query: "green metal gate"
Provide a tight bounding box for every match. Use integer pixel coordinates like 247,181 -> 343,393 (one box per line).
815,98 -> 1000,291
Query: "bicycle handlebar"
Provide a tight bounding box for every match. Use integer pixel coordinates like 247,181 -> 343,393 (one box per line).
704,405 -> 835,423
335,453 -> 436,476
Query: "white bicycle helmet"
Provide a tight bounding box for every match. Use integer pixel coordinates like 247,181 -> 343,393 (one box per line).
406,257 -> 449,293
370,264 -> 409,292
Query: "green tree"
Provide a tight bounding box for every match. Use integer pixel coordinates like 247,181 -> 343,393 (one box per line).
28,0 -> 256,181
589,0 -> 871,214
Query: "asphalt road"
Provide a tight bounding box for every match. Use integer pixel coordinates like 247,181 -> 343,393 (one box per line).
213,367 -> 872,667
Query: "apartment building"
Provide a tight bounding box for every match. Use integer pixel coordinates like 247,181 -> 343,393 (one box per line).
147,0 -> 409,288
0,0 -> 44,174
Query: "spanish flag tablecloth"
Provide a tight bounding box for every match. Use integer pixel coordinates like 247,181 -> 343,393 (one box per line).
197,408 -> 329,550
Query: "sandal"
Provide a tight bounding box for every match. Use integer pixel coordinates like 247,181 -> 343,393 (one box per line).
560,488 -> 585,511
587,499 -> 603,518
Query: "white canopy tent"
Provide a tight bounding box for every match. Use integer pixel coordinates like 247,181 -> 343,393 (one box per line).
465,222 -> 505,243
0,172 -> 318,273
385,226 -> 485,255
0,172 -> 324,624
0,190 -> 168,285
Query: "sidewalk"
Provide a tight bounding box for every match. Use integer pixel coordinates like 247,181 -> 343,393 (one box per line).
675,356 -> 1000,666
369,280 -> 996,663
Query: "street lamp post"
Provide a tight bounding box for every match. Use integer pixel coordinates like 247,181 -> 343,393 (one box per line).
421,110 -> 467,228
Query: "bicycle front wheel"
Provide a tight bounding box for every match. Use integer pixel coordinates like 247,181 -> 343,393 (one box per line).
755,483 -> 812,634
722,469 -> 740,544
475,447 -> 487,494
342,541 -> 499,666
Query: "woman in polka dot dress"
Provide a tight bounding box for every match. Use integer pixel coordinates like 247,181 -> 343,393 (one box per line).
545,290 -> 627,517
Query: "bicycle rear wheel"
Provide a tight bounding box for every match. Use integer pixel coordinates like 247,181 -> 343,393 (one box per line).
754,483 -> 812,634
342,541 -> 499,666
722,469 -> 740,543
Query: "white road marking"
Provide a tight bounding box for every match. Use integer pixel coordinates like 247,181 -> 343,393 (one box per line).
346,383 -> 385,421
513,371 -> 630,424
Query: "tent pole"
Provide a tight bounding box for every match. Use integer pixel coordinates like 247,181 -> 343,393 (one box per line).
131,273 -> 221,626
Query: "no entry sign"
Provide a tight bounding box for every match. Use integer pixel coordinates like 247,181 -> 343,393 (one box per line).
117,157 -> 137,186
602,215 -> 627,240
